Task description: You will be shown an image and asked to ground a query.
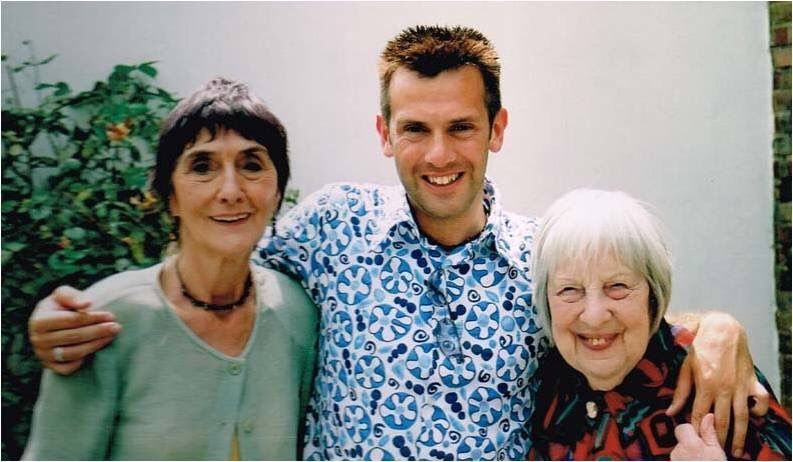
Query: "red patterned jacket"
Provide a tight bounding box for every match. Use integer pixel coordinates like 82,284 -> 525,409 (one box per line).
528,321 -> 791,460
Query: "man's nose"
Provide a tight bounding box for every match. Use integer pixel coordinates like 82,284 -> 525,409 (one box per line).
425,133 -> 455,167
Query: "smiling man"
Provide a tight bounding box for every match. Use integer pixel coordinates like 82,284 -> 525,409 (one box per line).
29,25 -> 764,460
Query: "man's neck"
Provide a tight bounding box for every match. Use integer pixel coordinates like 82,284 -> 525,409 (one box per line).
413,206 -> 488,247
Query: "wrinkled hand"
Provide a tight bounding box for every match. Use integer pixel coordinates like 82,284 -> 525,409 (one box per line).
667,312 -> 769,458
29,286 -> 121,375
671,413 -> 726,460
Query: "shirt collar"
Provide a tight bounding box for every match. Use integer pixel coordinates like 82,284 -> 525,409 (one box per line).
370,178 -> 509,260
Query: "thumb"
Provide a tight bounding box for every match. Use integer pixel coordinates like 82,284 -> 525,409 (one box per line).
51,285 -> 91,310
700,413 -> 720,447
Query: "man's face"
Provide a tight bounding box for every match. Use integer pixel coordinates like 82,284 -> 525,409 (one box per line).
376,66 -> 507,237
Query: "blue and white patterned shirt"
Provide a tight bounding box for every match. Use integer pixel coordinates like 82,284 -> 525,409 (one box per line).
256,180 -> 549,460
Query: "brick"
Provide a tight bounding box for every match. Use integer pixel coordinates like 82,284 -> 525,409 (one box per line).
774,26 -> 791,47
778,291 -> 792,313
775,89 -> 792,111
780,175 -> 792,203
774,134 -> 791,153
770,2 -> 792,26
774,68 -> 792,90
778,202 -> 792,223
775,161 -> 791,186
775,110 -> 792,132
773,47 -> 792,68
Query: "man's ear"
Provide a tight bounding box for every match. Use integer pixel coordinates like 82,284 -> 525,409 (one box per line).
376,115 -> 394,158
488,108 -> 508,153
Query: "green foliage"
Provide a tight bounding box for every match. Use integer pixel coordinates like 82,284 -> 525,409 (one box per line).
1,53 -> 177,460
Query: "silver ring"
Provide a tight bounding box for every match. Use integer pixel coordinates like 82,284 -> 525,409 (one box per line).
53,346 -> 65,363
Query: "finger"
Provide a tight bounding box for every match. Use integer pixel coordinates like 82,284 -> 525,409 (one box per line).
700,414 -> 720,446
29,309 -> 117,336
674,422 -> 699,444
689,385 -> 714,434
30,320 -> 121,349
34,334 -> 116,364
51,285 -> 92,310
749,378 -> 770,416
44,359 -> 85,376
730,390 -> 748,459
668,356 -> 693,416
712,393 -> 731,447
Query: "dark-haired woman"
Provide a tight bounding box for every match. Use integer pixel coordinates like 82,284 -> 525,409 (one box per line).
24,78 -> 317,460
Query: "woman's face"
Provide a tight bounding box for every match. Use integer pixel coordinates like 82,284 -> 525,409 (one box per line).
169,127 -> 280,259
547,252 -> 651,390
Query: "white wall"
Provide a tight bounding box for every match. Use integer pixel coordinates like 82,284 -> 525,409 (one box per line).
2,2 -> 779,393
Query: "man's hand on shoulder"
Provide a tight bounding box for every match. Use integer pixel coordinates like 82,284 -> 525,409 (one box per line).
666,311 -> 770,459
29,286 -> 121,375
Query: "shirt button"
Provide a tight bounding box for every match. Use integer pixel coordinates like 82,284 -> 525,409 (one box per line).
242,420 -> 254,433
228,363 -> 242,375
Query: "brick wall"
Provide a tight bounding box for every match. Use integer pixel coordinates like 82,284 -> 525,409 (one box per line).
770,1 -> 791,413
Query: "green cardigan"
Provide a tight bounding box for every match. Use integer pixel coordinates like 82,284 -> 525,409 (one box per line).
24,262 -> 318,460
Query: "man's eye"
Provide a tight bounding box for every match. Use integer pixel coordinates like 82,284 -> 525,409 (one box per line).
403,124 -> 427,133
450,123 -> 474,132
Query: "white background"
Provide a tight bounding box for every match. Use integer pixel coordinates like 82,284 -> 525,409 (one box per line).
2,2 -> 780,394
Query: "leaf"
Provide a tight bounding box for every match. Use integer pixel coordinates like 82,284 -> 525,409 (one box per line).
53,82 -> 70,97
62,158 -> 81,171
37,54 -> 58,66
63,227 -> 87,240
8,145 -> 24,156
123,167 -> 148,188
28,206 -> 51,221
3,242 -> 26,252
138,63 -> 157,78
115,258 -> 132,272
112,64 -> 135,76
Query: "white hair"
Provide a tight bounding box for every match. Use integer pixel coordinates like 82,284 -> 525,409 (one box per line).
531,189 -> 673,346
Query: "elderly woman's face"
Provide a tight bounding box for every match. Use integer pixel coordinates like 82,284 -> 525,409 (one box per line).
169,127 -> 280,258
548,252 -> 651,390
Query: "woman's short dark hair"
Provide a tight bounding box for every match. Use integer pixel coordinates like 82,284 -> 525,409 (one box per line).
152,77 -> 290,211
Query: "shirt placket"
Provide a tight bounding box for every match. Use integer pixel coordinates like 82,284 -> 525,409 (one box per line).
414,251 -> 472,459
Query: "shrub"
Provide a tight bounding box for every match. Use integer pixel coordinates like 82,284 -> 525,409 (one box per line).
1,53 -> 177,460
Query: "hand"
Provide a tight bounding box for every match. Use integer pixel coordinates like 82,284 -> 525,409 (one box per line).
667,312 -> 769,458
671,413 -> 727,460
29,286 -> 121,375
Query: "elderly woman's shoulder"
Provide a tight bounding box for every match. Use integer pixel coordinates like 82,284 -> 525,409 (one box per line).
83,263 -> 166,319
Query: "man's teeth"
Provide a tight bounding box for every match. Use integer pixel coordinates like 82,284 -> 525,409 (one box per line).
427,174 -> 461,186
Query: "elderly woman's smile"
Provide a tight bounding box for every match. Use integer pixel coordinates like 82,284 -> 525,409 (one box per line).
548,253 -> 652,391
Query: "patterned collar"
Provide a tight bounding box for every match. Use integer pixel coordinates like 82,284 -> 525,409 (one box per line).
368,178 -> 510,264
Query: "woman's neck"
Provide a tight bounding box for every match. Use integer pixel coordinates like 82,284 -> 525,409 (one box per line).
176,250 -> 251,305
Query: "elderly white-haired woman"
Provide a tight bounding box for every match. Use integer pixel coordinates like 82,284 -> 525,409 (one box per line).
527,189 -> 790,460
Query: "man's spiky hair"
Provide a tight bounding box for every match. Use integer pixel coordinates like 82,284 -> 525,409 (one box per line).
378,25 -> 502,125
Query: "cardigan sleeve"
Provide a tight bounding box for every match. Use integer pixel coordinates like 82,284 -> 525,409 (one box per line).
23,346 -> 119,460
